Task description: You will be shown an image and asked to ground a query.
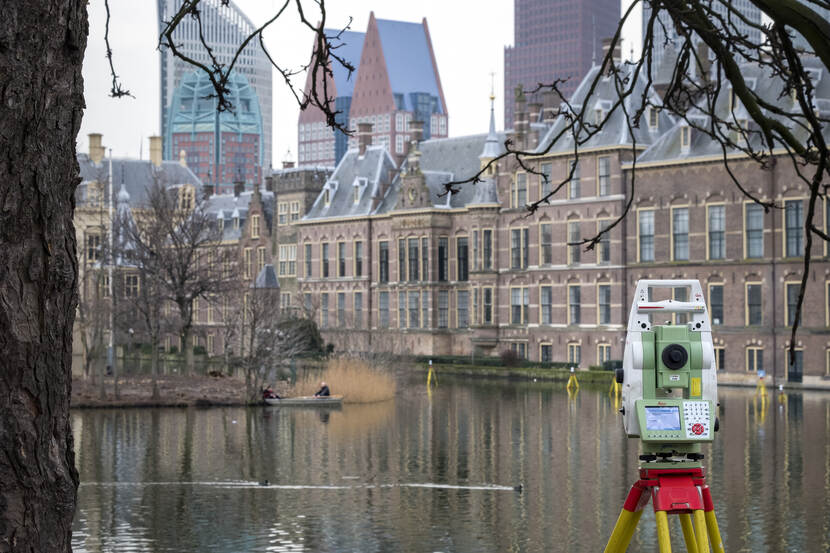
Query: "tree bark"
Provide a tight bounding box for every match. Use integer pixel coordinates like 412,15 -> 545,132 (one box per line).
0,1 -> 86,551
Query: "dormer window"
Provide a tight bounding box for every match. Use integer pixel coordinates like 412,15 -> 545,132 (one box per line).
648,107 -> 659,130
218,217 -> 224,231
595,108 -> 603,125
324,188 -> 331,207
353,184 -> 360,204
234,216 -> 240,230
680,126 -> 691,150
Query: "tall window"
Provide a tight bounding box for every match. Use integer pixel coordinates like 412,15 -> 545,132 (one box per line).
597,157 -> 610,196
337,293 -> 346,327
598,284 -> 611,324
421,237 -> 429,281
321,293 -> 329,328
473,230 -> 480,271
85,234 -> 101,262
709,284 -> 724,325
305,244 -> 312,278
746,347 -> 763,372
398,238 -> 406,282
278,245 -> 296,276
438,237 -> 449,281
708,205 -> 725,259
257,247 -> 266,274
422,291 -> 429,328
438,290 -> 449,328
568,222 -> 581,264
598,344 -> 611,365
540,286 -> 552,324
244,248 -> 252,278
540,163 -> 552,198
568,343 -> 581,366
714,346 -> 725,370
409,291 -> 420,329
457,290 -> 469,328
338,242 -> 346,277
250,214 -> 260,238
785,200 -> 803,257
541,344 -> 553,363
398,291 -> 406,328
745,203 -> 764,258
540,223 -> 553,265
786,282 -> 800,326
354,241 -> 363,277
639,210 -> 655,262
672,207 -> 689,261
379,241 -> 389,283
354,292 -> 363,328
408,238 -> 420,281
483,230 -> 493,270
379,291 -> 389,327
511,287 -> 528,325
568,285 -> 581,325
511,229 -> 522,269
514,173 -> 527,207
483,288 -> 493,324
598,220 -> 611,264
321,243 -> 329,278
124,274 -> 139,298
568,160 -> 580,199
456,237 -> 469,281
746,283 -> 762,325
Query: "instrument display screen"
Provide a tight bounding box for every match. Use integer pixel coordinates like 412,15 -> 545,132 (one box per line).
644,406 -> 681,431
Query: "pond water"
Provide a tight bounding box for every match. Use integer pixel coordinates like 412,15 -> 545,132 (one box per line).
72,376 -> 830,552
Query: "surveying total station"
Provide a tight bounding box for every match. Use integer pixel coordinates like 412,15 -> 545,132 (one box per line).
604,280 -> 725,553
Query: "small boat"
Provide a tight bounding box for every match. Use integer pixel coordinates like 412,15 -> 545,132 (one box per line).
264,395 -> 344,407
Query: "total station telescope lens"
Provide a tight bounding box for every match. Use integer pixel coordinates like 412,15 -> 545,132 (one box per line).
662,344 -> 688,370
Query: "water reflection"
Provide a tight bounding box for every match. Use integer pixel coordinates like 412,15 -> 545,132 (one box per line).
72,379 -> 830,552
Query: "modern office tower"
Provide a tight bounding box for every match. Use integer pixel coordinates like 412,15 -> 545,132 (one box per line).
643,1 -> 762,69
157,0 -> 272,172
167,70 -> 263,193
504,0 -> 620,128
298,12 -> 448,167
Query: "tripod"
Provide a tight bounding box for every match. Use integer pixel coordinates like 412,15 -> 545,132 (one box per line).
603,465 -> 724,553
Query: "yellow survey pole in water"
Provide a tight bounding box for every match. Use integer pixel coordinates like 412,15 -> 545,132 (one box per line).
567,366 -> 579,391
755,370 -> 768,397
426,359 -> 437,393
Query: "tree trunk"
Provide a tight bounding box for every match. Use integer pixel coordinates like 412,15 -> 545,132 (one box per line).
151,341 -> 160,399
182,327 -> 193,375
0,1 -> 87,551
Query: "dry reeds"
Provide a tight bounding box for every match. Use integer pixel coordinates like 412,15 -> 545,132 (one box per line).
294,358 -> 396,404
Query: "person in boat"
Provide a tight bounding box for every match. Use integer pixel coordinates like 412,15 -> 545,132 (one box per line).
262,385 -> 279,400
313,381 -> 330,398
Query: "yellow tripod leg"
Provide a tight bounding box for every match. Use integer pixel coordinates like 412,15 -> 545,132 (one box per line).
693,510 -> 710,553
704,509 -> 725,553
603,508 -> 642,553
679,513 -> 699,553
655,510 -> 672,553
617,510 -> 643,552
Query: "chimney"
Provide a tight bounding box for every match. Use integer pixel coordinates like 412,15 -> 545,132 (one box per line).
179,149 -> 187,167
601,38 -> 622,68
88,133 -> 104,164
265,175 -> 274,192
282,160 -> 295,169
233,180 -> 244,197
202,184 -> 215,199
358,122 -> 373,156
149,136 -> 162,168
542,91 -> 557,124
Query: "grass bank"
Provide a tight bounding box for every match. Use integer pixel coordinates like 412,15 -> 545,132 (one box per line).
423,363 -> 616,385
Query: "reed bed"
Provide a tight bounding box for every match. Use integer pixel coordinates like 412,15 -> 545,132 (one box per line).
294,358 -> 396,404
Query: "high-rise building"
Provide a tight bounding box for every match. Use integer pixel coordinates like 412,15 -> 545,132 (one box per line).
167,70 -> 263,192
298,12 -> 448,167
157,0 -> 272,173
504,0 -> 619,128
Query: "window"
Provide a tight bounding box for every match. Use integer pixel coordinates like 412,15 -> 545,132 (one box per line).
714,346 -> 725,370
422,290 -> 429,328
457,290 -> 469,328
407,238 -> 420,282
540,286 -> 552,324
568,221 -> 581,264
598,284 -> 611,324
568,160 -> 580,199
244,248 -> 252,278
473,230 -> 480,271
788,349 -> 804,382
746,347 -> 763,372
513,173 -> 527,207
785,200 -> 803,257
278,245 -> 296,276
786,282 -> 800,327
680,126 -> 690,148
379,241 -> 389,283
639,210 -> 655,262
745,203 -> 764,258
598,220 -> 611,264
456,237 -> 469,281
598,344 -> 611,365
568,343 -> 582,367
250,214 -> 260,238
708,205 -> 725,259
511,342 -> 527,360
672,207 -> 689,261
124,274 -> 139,298
483,287 -> 493,324
709,284 -> 724,325
673,286 -> 688,325
541,344 -> 553,363
540,163 -> 552,198
354,185 -> 360,204
255,246 -> 264,274
511,287 -> 529,325
472,288 -> 479,326
379,291 -> 390,328
354,292 -> 363,328
483,230 -> 493,270
438,290 -> 449,328
540,223 -> 553,265
597,157 -> 610,196
510,228 -> 528,269
321,243 -> 329,278
398,238 -> 406,281
398,291 -> 406,328
568,285 -> 581,325
354,241 -> 363,277
305,244 -> 312,278
86,234 -> 101,262
421,238 -> 429,282
323,189 -> 330,207
409,291 -> 420,329
746,283 -> 762,325
336,242 -> 346,277
648,106 -> 659,129
321,293 -> 329,328
290,202 -> 300,221
279,202 -> 288,225
438,237 -> 449,281
337,292 -> 346,327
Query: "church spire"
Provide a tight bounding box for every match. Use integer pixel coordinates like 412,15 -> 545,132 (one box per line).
480,75 -> 501,162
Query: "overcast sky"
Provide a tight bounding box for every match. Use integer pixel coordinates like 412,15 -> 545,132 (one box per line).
79,0 -> 640,162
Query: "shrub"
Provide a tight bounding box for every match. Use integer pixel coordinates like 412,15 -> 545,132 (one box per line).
500,349 -> 521,367
193,345 -> 206,355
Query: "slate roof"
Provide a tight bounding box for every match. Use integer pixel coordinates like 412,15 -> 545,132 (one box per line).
77,155 -> 203,207
252,264 -> 280,289
637,58 -> 830,163
535,63 -> 675,154
203,188 -> 275,241
326,29 -> 364,98
375,18 -> 444,114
